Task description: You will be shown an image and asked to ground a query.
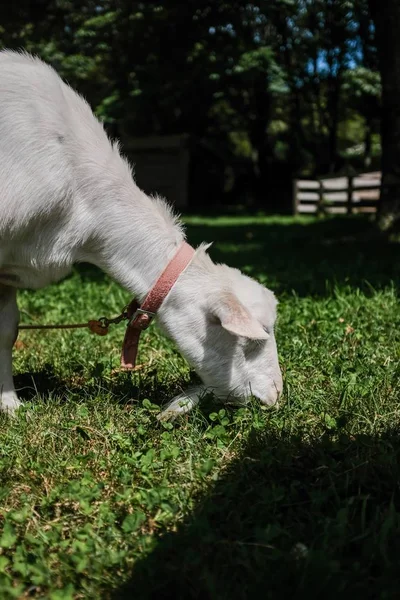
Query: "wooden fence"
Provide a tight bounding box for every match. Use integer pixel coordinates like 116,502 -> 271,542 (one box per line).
293,171 -> 381,215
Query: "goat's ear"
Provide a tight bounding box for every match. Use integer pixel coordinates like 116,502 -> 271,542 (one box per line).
212,293 -> 269,340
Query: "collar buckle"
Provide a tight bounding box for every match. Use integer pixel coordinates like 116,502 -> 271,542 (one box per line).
129,307 -> 156,330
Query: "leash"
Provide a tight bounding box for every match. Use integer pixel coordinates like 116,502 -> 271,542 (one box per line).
18,307 -> 130,337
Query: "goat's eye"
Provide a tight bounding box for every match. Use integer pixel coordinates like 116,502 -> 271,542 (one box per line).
263,326 -> 271,335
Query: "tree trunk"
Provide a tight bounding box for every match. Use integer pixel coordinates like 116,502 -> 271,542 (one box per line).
369,0 -> 400,231
248,74 -> 274,209
364,116 -> 372,169
326,75 -> 340,172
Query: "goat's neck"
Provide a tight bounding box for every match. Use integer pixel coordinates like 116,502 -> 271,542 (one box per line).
84,187 -> 185,302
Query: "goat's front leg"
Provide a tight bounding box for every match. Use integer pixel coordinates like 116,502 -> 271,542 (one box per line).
157,385 -> 207,421
156,385 -> 249,421
0,284 -> 21,414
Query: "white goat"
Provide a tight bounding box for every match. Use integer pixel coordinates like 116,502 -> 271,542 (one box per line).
0,50 -> 282,419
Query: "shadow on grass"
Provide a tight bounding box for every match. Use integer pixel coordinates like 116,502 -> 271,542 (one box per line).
114,426 -> 400,599
73,216 -> 399,297
185,216 -> 400,296
13,364 -> 196,409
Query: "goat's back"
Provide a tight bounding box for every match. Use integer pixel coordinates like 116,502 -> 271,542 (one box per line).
0,50 -> 114,234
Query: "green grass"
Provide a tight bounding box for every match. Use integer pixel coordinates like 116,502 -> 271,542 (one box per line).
0,215 -> 399,599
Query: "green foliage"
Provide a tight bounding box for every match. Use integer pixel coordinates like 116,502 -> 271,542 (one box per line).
234,47 -> 288,94
0,215 -> 399,597
343,67 -> 381,99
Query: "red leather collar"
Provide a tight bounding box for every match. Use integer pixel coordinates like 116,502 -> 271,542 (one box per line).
121,241 -> 195,369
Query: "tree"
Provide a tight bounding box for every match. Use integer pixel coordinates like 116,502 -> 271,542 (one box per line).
369,0 -> 400,231
342,67 -> 381,168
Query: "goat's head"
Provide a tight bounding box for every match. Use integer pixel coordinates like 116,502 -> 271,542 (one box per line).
157,246 -> 283,409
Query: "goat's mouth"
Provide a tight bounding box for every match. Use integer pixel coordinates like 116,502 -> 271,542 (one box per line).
219,391 -> 280,408
203,387 -> 249,406
202,382 -> 282,407
223,395 -> 249,407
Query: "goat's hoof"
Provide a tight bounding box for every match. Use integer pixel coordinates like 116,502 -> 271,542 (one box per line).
0,394 -> 22,416
157,396 -> 194,422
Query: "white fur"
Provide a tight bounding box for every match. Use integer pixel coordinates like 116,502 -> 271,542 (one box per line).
0,50 -> 282,418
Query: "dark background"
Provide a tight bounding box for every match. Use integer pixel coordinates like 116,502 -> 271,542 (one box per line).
0,0 -> 390,213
